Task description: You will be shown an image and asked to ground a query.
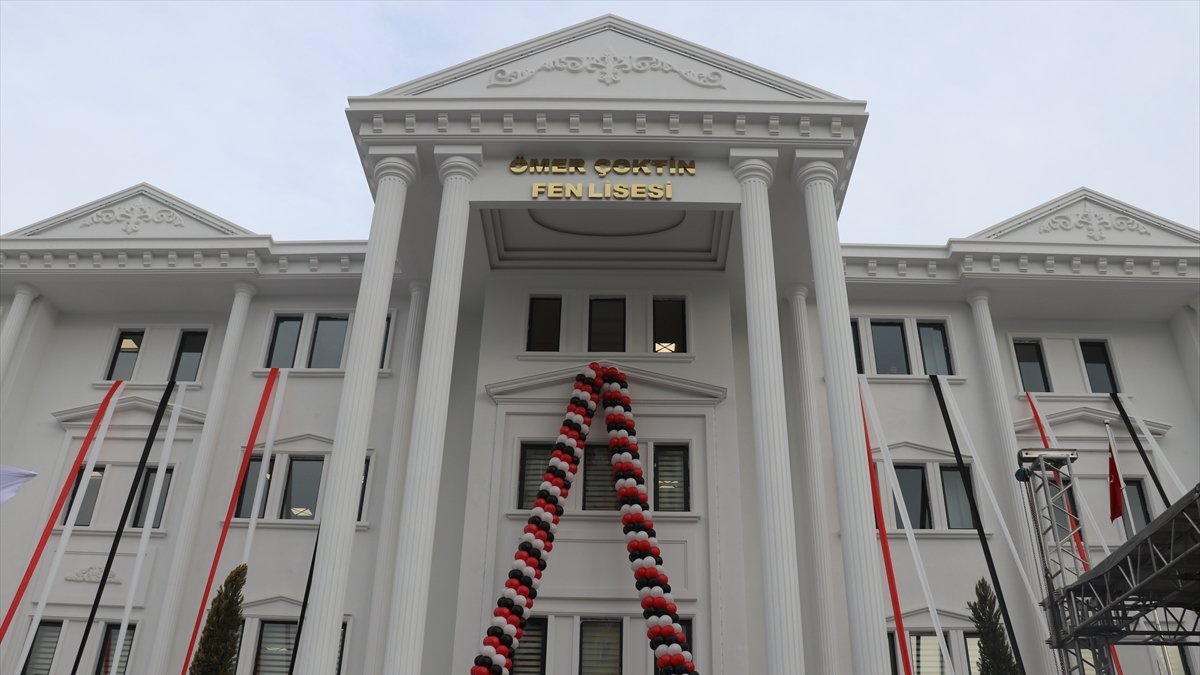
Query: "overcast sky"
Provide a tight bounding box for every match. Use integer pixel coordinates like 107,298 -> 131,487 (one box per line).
1,1 -> 1197,244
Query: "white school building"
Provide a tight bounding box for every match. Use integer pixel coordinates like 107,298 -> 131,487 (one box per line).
1,14 -> 1197,675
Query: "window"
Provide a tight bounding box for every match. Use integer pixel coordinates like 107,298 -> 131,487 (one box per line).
888,632 -> 946,675
64,466 -> 104,526
940,466 -> 974,530
171,330 -> 208,382
307,315 -> 349,368
253,621 -> 345,674
106,330 -> 143,380
234,456 -> 368,522
526,297 -> 562,352
579,619 -> 622,675
20,620 -> 61,675
652,297 -> 687,353
893,465 -> 932,529
236,457 -> 273,519
653,445 -> 690,512
1126,478 -> 1153,531
871,321 -> 910,375
1050,477 -> 1081,540
94,624 -> 134,675
851,319 -> 864,374
583,445 -> 617,511
131,466 -> 173,528
518,444 -> 553,510
511,616 -> 547,675
589,298 -> 626,352
1080,340 -> 1118,393
1014,340 -> 1050,392
280,458 -> 323,520
266,316 -> 303,368
918,322 -> 953,376
965,633 -> 980,675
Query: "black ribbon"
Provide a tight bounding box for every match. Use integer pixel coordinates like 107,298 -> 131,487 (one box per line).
1109,392 -> 1171,506
287,526 -> 321,675
70,381 -> 176,675
929,375 -> 1027,675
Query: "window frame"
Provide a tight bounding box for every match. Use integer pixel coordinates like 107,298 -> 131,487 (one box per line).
1011,337 -> 1053,393
129,464 -> 174,529
651,442 -> 691,513
879,459 -> 977,531
94,623 -> 135,675
1124,477 -> 1154,531
261,309 -> 396,371
587,296 -> 627,353
525,296 -> 564,353
233,452 -> 373,525
103,329 -> 146,381
917,321 -> 955,376
63,465 -> 106,527
851,316 -> 957,377
650,296 -> 689,354
169,328 -> 210,382
1077,338 -> 1120,394
578,617 -> 624,675
20,619 -> 63,675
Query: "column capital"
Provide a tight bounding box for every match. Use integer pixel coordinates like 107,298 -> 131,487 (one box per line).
729,148 -> 778,186
12,282 -> 39,300
368,146 -> 420,185
789,284 -> 810,301
231,281 -> 257,298
794,160 -> 839,188
434,145 -> 483,183
407,280 -> 428,295
966,289 -> 991,307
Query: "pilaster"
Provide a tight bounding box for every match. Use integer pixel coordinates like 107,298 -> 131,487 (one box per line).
794,157 -> 891,675
295,150 -> 419,674
384,146 -> 481,675
730,148 -> 807,675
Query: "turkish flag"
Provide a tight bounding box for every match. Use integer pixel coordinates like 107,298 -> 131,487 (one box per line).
1108,443 -> 1124,522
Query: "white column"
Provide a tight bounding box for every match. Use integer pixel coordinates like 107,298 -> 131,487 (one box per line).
0,282 -> 39,384
967,290 -> 1060,675
794,159 -> 891,675
729,150 -> 807,675
787,285 -> 841,674
146,281 -> 256,673
382,147 -> 481,674
363,281 -> 426,673
295,152 -> 419,674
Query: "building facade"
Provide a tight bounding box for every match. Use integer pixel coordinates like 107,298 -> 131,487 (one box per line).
1,15 -> 1197,675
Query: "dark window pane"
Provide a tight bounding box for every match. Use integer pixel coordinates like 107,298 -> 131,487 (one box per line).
653,445 -> 689,512
266,316 -> 302,368
94,624 -> 134,675
918,322 -> 953,376
518,444 -> 553,510
871,321 -> 910,375
357,458 -> 370,521
1014,340 -> 1050,392
280,458 -> 323,520
307,315 -> 348,368
236,457 -> 272,519
511,616 -> 547,675
21,620 -> 61,675
526,298 -> 562,352
652,298 -> 687,353
589,298 -> 625,352
171,330 -> 208,381
894,465 -> 932,529
1051,477 -> 1081,540
1080,340 -> 1118,393
131,467 -> 173,528
583,445 -> 618,511
106,330 -> 143,381
579,619 -> 622,675
64,466 -> 104,526
851,319 -> 864,374
940,465 -> 974,529
254,621 -> 296,674
1126,479 -> 1152,531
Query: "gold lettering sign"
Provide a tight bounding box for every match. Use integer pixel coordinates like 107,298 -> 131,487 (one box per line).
510,156 -> 694,201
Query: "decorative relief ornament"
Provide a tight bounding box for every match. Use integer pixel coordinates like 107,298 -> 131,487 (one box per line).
66,566 -> 122,584
489,48 -> 724,89
79,197 -> 185,235
1039,203 -> 1150,241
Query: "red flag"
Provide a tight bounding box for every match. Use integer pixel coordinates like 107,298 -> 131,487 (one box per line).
1108,442 -> 1124,522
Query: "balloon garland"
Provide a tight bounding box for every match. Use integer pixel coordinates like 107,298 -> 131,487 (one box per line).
471,363 -> 698,675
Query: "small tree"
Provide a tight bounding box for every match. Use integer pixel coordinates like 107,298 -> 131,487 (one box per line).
968,578 -> 1020,675
190,564 -> 248,675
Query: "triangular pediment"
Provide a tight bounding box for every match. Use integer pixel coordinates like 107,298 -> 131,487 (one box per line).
886,607 -> 974,630
1013,405 -> 1171,439
967,188 -> 1199,247
486,363 -> 726,406
250,433 -> 334,451
53,395 -> 206,430
242,594 -> 304,615
374,15 -> 844,102
5,183 -> 257,239
869,441 -> 960,461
